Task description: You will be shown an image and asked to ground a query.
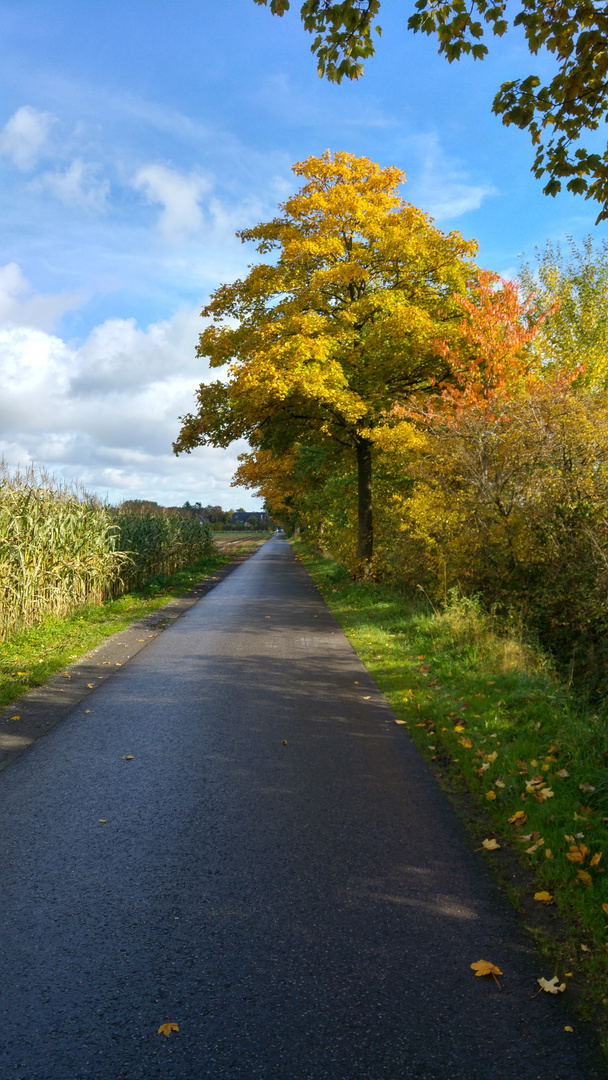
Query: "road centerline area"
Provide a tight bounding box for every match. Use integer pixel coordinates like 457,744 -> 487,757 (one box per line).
0,536 -> 603,1079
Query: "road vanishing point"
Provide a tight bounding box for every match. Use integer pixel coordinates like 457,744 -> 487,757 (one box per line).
0,535 -> 604,1079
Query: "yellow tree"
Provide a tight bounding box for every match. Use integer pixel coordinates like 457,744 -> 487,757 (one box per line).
174,151 -> 477,569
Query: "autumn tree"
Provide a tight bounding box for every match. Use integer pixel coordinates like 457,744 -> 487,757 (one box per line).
174,151 -> 477,570
255,0 -> 608,220
520,235 -> 608,389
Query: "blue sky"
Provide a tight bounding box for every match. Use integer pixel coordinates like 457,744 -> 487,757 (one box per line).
0,0 -> 605,507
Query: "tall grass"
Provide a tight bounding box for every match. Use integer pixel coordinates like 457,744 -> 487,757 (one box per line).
0,465 -> 212,639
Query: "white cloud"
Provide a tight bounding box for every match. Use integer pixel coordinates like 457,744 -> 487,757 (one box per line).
0,106 -> 55,171
0,304 -> 257,507
0,263 -> 83,331
409,134 -> 497,221
33,159 -> 110,211
132,164 -> 210,243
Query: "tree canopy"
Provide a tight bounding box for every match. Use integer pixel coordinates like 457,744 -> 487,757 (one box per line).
174,150 -> 478,570
254,0 -> 608,221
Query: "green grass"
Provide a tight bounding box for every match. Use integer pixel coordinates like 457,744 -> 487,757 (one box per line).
0,549 -> 236,710
293,540 -> 608,1033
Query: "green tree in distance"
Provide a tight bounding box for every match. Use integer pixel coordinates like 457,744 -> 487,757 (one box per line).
173,150 -> 477,572
254,0 -> 608,221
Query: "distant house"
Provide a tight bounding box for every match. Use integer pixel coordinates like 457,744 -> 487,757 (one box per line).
229,511 -> 268,526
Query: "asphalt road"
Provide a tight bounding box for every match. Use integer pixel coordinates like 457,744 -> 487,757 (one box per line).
0,536 -> 604,1080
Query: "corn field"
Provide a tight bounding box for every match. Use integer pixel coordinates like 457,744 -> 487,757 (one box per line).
0,465 -> 212,640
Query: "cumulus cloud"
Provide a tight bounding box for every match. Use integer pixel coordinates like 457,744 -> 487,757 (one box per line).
0,105 -> 55,170
33,159 -> 110,212
132,164 -> 210,243
0,263 -> 83,331
0,304 -> 255,507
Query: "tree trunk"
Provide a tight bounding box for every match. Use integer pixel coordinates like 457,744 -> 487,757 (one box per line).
356,435 -> 373,569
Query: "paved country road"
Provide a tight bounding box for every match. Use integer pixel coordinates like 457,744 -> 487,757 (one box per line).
0,536 -> 604,1080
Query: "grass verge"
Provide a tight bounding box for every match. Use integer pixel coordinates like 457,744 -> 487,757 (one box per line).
293,539 -> 608,1042
0,537 -> 264,710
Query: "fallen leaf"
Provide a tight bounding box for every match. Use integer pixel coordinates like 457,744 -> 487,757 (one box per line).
157,1022 -> 179,1037
486,791 -> 497,801
579,782 -> 596,793
86,684 -> 95,689
486,751 -> 498,763
556,769 -> 570,778
567,844 -> 589,864
564,1026 -> 573,1032
479,762 -> 490,772
470,959 -> 502,988
85,709 -> 92,713
102,661 -> 111,665
576,870 -> 592,886
10,715 -> 20,721
494,780 -> 505,789
590,852 -> 602,867
453,724 -> 465,732
580,944 -> 590,952
121,755 -> 134,760
509,810 -> 527,824
281,740 -> 287,745
458,737 -> 472,749
482,839 -> 500,850
546,849 -> 553,859
99,819 -> 106,823
534,891 -> 554,903
363,695 -> 371,700
526,838 -> 545,854
537,976 -> 566,994
602,903 -> 608,917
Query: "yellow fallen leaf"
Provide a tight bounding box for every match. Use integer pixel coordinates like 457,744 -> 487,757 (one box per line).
10,715 -> 20,721
86,684 -> 95,689
602,903 -> 608,916
486,751 -> 498,763
85,709 -> 92,713
541,763 -> 551,772
580,943 -> 590,952
458,737 -> 472,749
362,695 -> 371,700
566,844 -> 589,864
538,976 -> 566,994
539,787 -> 554,800
121,755 -> 134,760
479,762 -> 490,772
470,959 -> 502,989
102,661 -> 111,665
454,724 -> 465,732
526,838 -> 545,854
482,839 -> 500,850
545,849 -> 553,859
494,780 -> 505,788
564,1026 -> 573,1032
589,852 -> 602,867
534,891 -> 553,903
579,782 -> 596,793
576,870 -> 592,886
99,819 -> 106,823
486,790 -> 497,801
157,1022 -> 179,1036
509,810 -> 526,824
556,768 -> 569,778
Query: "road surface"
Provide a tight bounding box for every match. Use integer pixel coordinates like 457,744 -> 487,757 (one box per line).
0,536 -> 603,1079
